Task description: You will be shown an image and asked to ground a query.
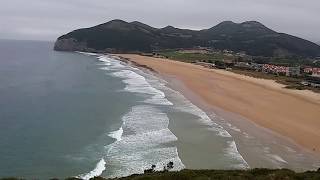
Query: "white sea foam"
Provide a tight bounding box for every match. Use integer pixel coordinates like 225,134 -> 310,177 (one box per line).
268,154 -> 288,164
225,141 -> 250,169
108,127 -> 123,141
169,90 -> 232,138
160,87 -> 249,168
129,68 -> 249,169
80,105 -> 184,178
99,67 -> 110,71
77,51 -> 100,56
96,55 -> 171,105
96,55 -> 125,68
242,132 -> 253,139
78,158 -> 106,180
284,146 -> 296,153
105,105 -> 185,178
98,56 -> 111,62
262,146 -> 288,166
78,124 -> 123,179
97,56 -> 112,66
226,123 -> 242,132
77,54 -> 248,177
75,55 -> 183,178
216,129 -> 233,138
111,70 -> 173,105
122,105 -> 169,134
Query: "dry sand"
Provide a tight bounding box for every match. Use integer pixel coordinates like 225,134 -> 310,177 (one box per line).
117,54 -> 320,154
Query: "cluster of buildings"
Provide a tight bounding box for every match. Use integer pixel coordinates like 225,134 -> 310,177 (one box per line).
304,67 -> 320,77
234,62 -> 320,77
261,64 -> 301,76
234,62 -> 301,76
194,55 -> 319,80
172,47 -> 320,89
262,64 -> 288,74
234,62 -> 320,88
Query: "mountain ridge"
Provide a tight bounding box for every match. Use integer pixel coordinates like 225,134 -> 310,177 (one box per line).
54,20 -> 320,57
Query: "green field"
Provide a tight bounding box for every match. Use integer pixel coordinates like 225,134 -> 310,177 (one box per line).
159,51 -> 231,63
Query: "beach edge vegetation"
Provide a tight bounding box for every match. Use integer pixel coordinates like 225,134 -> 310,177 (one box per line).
1,168 -> 320,180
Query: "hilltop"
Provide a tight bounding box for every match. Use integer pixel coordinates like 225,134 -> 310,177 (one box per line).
54,20 -> 320,58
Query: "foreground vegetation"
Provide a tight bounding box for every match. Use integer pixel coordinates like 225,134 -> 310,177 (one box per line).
100,169 -> 320,180
2,169 -> 320,180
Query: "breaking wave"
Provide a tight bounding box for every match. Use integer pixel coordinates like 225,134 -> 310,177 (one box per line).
76,53 -> 248,178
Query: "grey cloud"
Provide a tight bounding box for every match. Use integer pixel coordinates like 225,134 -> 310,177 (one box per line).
0,0 -> 319,42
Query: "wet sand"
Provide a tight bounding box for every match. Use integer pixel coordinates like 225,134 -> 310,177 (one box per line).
167,77 -> 320,170
117,54 -> 320,157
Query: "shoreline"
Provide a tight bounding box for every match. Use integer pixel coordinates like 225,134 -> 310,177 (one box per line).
165,75 -> 320,170
114,54 -> 320,163
114,54 -> 320,105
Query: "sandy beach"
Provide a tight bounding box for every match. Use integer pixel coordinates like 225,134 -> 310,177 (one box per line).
117,54 -> 320,154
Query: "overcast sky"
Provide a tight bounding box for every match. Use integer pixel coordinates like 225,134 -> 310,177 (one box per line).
1,0 -> 319,43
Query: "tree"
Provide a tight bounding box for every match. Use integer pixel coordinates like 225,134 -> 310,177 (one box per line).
166,161 -> 174,170
144,165 -> 156,174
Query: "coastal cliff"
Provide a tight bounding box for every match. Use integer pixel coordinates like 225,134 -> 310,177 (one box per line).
54,19 -> 320,58
54,38 -> 88,51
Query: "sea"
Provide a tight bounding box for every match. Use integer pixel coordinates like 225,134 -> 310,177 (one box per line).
0,40 -> 317,179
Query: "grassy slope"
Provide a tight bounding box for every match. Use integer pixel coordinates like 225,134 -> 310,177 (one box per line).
3,169 -> 320,180
159,51 -> 229,63
104,169 -> 320,180
0,169 -> 320,180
